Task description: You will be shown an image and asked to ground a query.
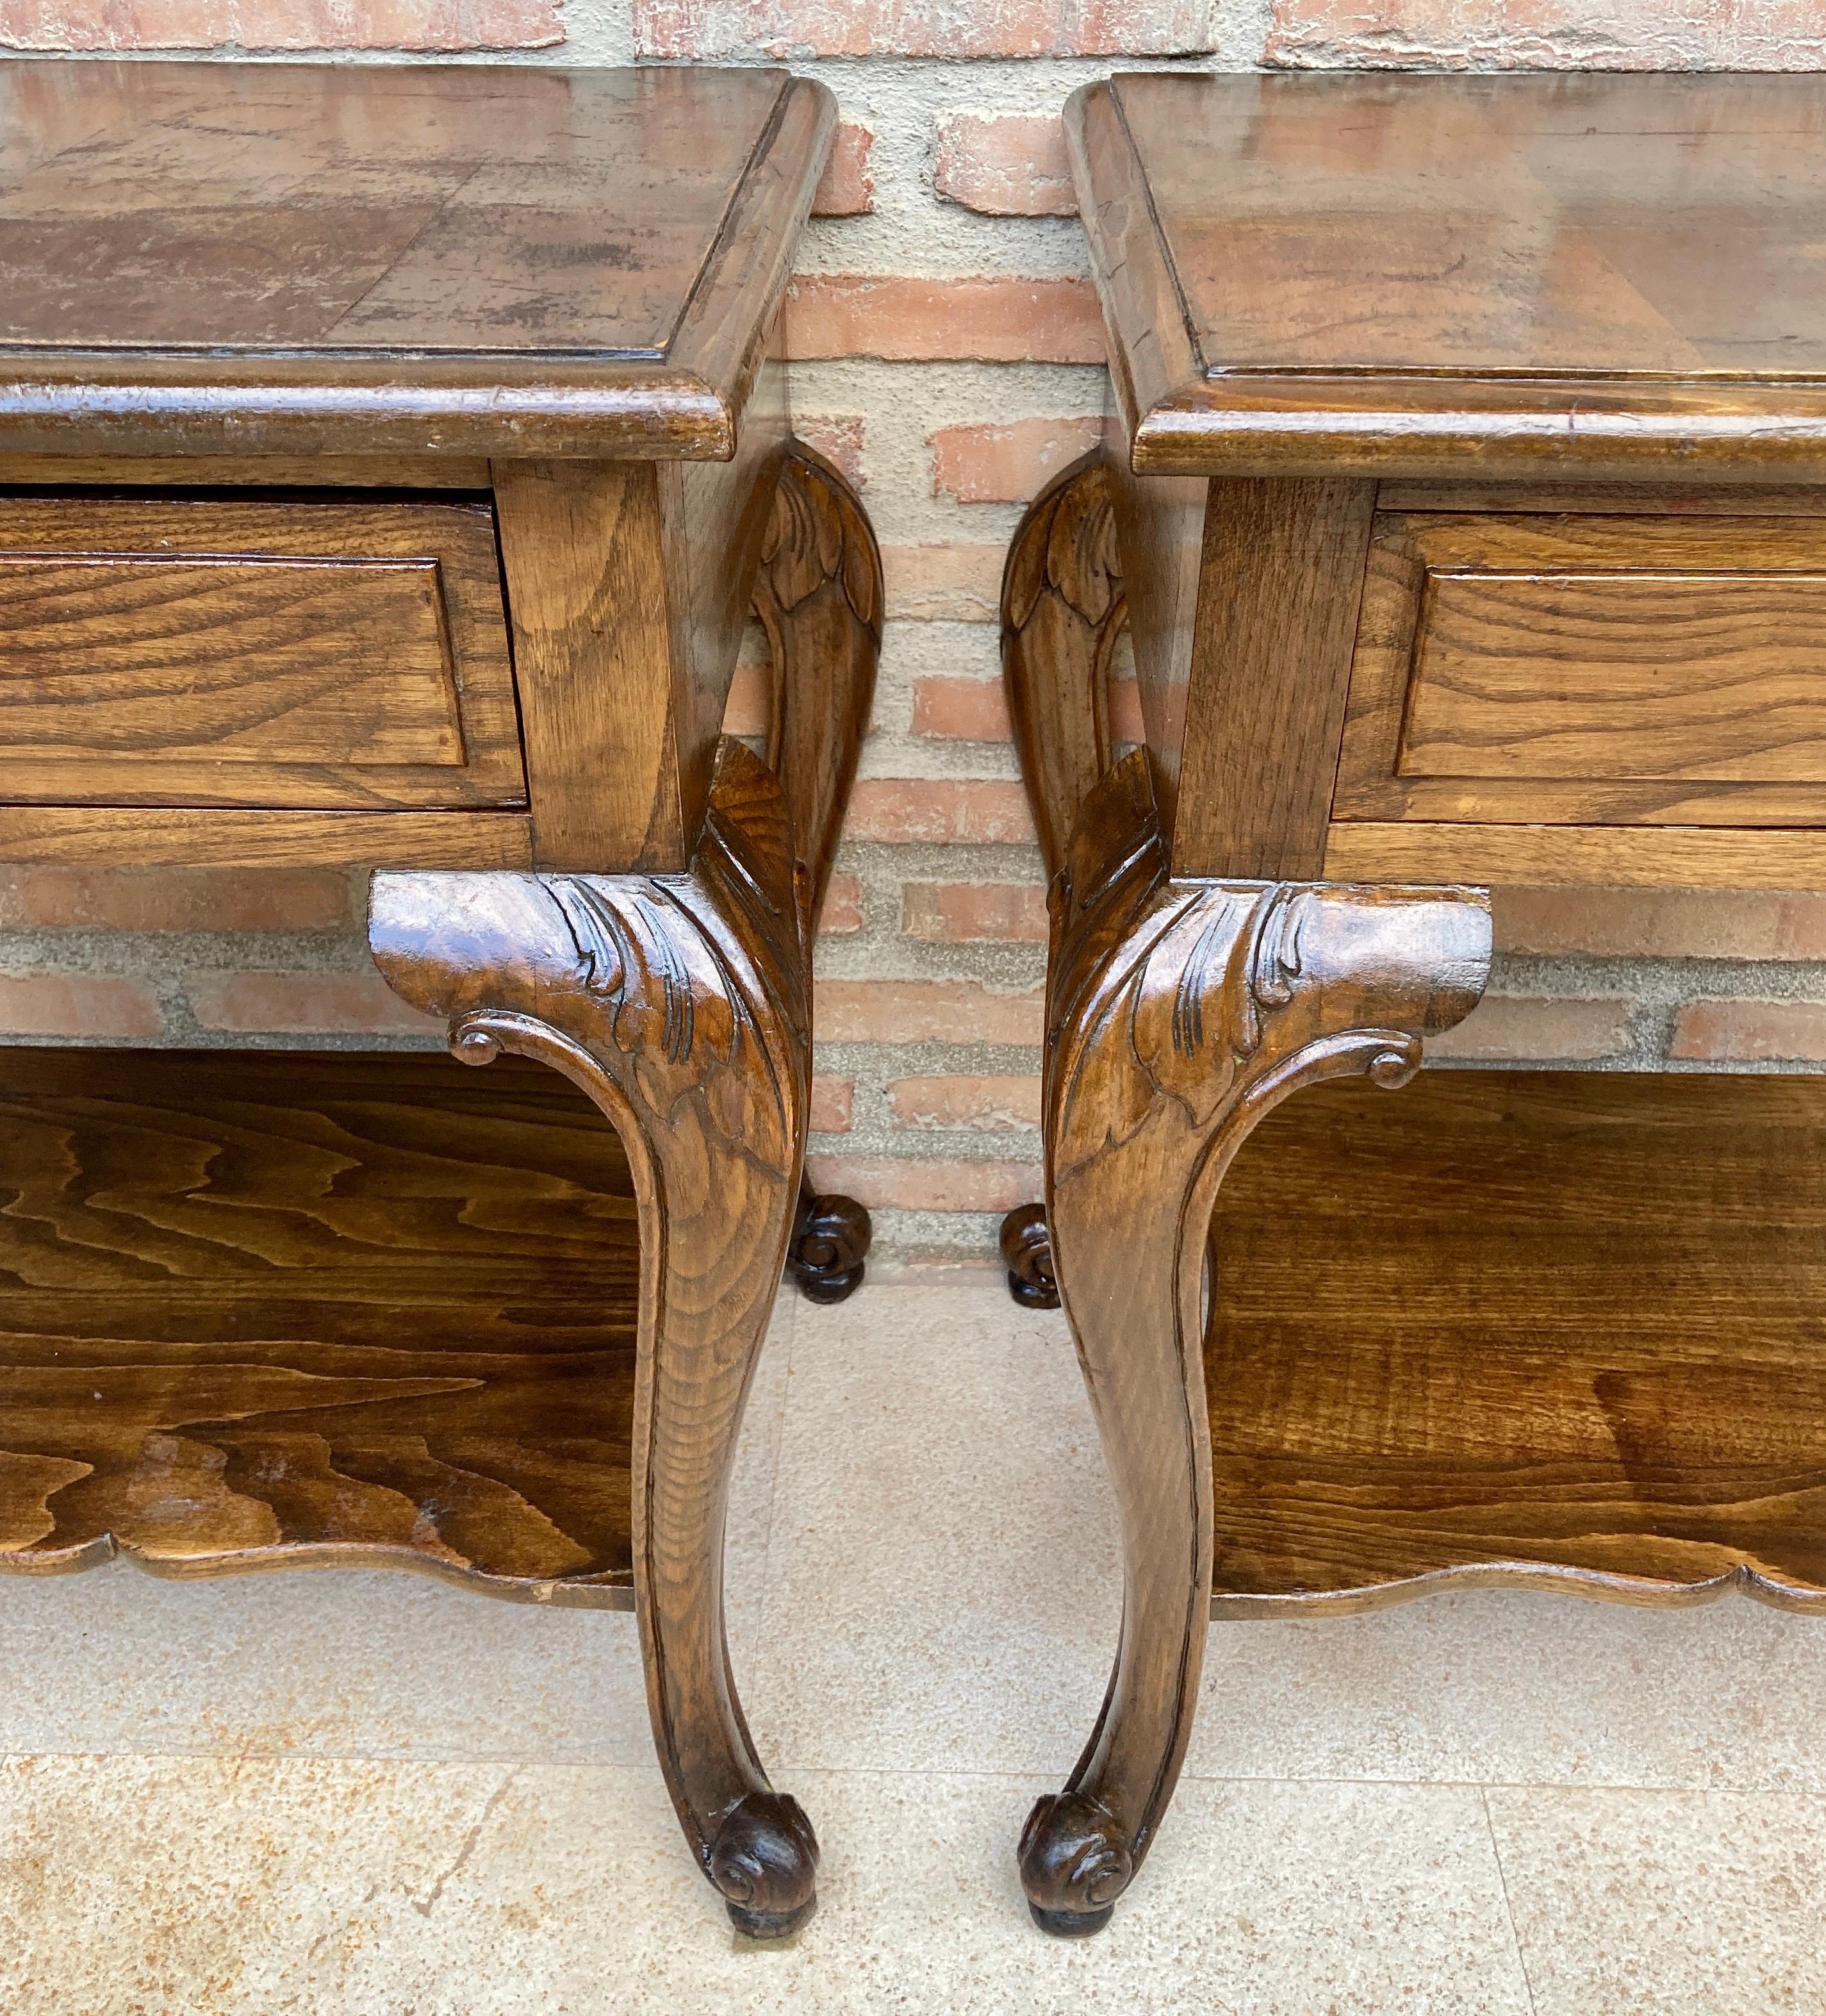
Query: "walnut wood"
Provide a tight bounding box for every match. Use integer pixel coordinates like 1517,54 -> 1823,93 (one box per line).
1207,1070 -> 1826,1614
365,453 -> 878,1933
1001,454 -> 1123,882
1070,72 -> 1826,482
0,1049 -> 638,1601
998,1202 -> 1058,1311
493,392 -> 794,875
785,1182 -> 871,1306
0,456 -> 494,490
0,497 -> 519,810
1338,512 -> 1826,830
1013,748 -> 1490,1935
0,807 -> 530,868
1172,478 -> 1376,878
754,443 -> 884,913
372,739 -> 819,1934
0,63 -> 834,461
1321,822 -> 1826,891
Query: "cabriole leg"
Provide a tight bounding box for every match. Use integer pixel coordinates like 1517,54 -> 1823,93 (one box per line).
1017,754 -> 1492,1934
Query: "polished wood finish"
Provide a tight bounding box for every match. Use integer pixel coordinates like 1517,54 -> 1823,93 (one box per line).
369,447 -> 880,1935
0,1050 -> 638,1600
1324,821 -> 1826,889
0,496 -> 520,809
1024,68 -> 1826,1939
374,741 -> 819,1937
0,62 -> 832,461
1208,1070 -> 1826,1613
0,69 -> 869,1935
1005,460 -> 1492,1931
1173,477 -> 1375,877
1338,513 -> 1826,829
1013,748 -> 1488,1935
0,806 -> 531,868
1070,72 -> 1826,482
1001,453 -> 1123,882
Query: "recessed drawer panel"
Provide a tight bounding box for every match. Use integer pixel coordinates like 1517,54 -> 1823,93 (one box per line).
1336,513 -> 1826,827
0,498 -> 523,809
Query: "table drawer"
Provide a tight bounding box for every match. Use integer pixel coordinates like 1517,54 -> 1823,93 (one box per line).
1335,512 -> 1826,828
0,497 -> 523,809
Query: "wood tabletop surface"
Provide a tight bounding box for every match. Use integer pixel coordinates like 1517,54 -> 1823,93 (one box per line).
1071,72 -> 1826,479
0,61 -> 832,459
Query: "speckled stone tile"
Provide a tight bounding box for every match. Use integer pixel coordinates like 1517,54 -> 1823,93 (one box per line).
739,1285 -> 1121,1775
0,1758 -> 1531,2016
0,1298 -> 793,1767
1190,1589 -> 1826,1793
1485,1786 -> 1826,2015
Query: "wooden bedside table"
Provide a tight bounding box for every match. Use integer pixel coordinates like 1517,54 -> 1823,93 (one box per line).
1005,70 -> 1826,1934
0,59 -> 879,1935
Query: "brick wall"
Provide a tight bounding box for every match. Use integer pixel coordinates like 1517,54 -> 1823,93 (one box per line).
6,2 -> 1825,1276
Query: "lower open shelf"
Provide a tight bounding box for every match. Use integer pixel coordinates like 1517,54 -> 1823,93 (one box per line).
1208,1069 -> 1826,1614
0,1050 -> 641,1605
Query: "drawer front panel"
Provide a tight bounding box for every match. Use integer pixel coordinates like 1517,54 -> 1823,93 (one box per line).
1336,513 -> 1826,827
0,499 -> 523,809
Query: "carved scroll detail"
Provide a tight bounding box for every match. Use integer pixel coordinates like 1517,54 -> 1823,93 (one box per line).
1003,453 -> 1126,882
371,741 -> 817,1934
1018,750 -> 1492,1934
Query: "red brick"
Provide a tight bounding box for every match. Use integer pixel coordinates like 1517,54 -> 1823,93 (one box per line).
1265,0 -> 1826,70
721,656 -> 772,739
812,121 -> 875,217
819,872 -> 865,936
887,1073 -> 1042,1130
636,0 -> 1212,58
928,417 -> 1104,504
3,0 -> 562,48
814,979 -> 1044,1046
809,1074 -> 854,1133
0,866 -> 356,932
802,1153 -> 1039,1212
902,881 -> 1049,945
792,414 -> 866,490
786,276 -> 1103,365
0,973 -> 160,1039
935,112 -> 1076,217
1110,679 -> 1146,746
1426,996 -> 1633,1063
844,779 -> 1036,846
911,677 -> 1013,743
1670,1000 -> 1826,1064
882,545 -> 1003,624
1495,888 -> 1826,962
188,971 -> 442,1036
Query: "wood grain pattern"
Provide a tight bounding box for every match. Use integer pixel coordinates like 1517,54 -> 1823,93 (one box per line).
493,459 -> 681,870
1338,513 -> 1826,829
1174,477 -> 1376,878
0,63 -> 834,460
1070,72 -> 1826,481
754,441 -> 884,913
1208,1070 -> 1826,1612
1324,820 -> 1826,891
0,807 -> 531,868
0,497 -> 521,810
0,1049 -> 638,1601
1011,747 -> 1490,1937
372,738 -> 821,1937
1001,453 -> 1123,882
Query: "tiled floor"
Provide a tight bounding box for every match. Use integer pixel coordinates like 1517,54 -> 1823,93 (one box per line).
4,1285 -> 1826,2013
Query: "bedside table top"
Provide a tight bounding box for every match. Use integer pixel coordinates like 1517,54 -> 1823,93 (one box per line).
1071,72 -> 1826,481
0,61 -> 831,460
